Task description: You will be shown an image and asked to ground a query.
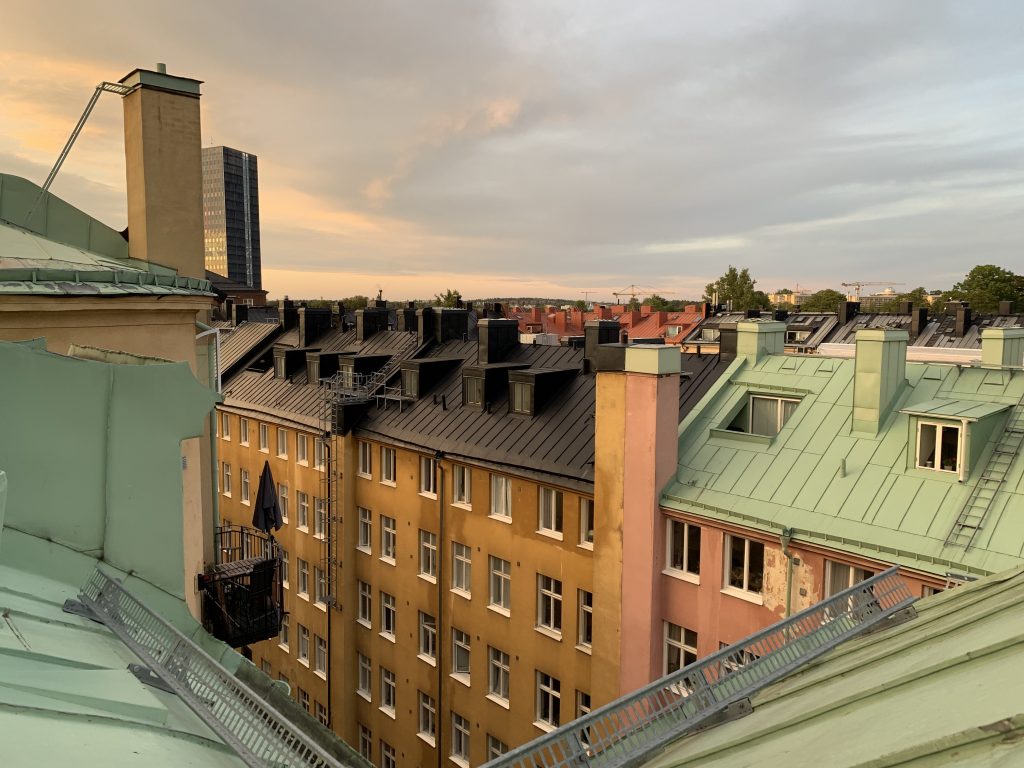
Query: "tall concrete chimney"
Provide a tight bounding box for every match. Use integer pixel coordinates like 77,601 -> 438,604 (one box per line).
119,66 -> 205,279
852,329 -> 907,436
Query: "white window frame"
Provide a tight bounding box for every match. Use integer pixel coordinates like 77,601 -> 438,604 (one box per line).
916,421 -> 962,474
278,484 -> 289,523
452,542 -> 472,596
297,558 -> 309,599
281,550 -> 289,589
419,529 -> 437,581
358,724 -> 372,760
418,691 -> 437,744
357,653 -> 372,700
314,437 -> 326,470
487,646 -> 510,704
314,497 -> 327,539
316,701 -> 329,726
380,446 -> 397,485
490,474 -> 512,520
579,498 -> 594,548
747,395 -> 800,437
381,741 -> 396,768
314,566 -> 327,607
380,591 -> 396,640
452,628 -> 471,683
357,507 -> 371,553
277,427 -> 288,458
488,556 -> 511,614
453,464 -> 472,507
535,671 -> 561,730
664,621 -> 697,674
296,434 -> 309,465
451,712 -> 471,765
723,534 -> 765,601
240,468 -> 250,505
380,515 -> 397,563
538,487 -> 563,538
222,463 -> 232,497
296,490 -> 309,531
536,574 -> 563,636
358,441 -> 372,478
379,667 -> 396,716
239,417 -> 249,446
278,613 -> 289,650
259,423 -> 269,452
420,456 -> 438,497
487,735 -> 508,760
665,518 -> 701,582
824,559 -> 875,597
297,623 -> 310,665
314,634 -> 327,677
298,687 -> 309,712
577,590 -> 593,650
418,611 -> 437,663
221,411 -> 231,441
357,580 -> 372,628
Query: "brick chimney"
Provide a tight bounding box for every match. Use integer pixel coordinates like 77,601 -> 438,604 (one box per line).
119,65 -> 205,279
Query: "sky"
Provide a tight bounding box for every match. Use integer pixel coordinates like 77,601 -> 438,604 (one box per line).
2,1 -> 1024,301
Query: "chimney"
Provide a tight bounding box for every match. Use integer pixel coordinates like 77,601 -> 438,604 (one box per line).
718,327 -> 737,362
119,66 -> 205,279
231,303 -> 249,326
897,300 -> 913,314
736,320 -> 785,366
852,329 -> 908,436
584,320 -> 621,367
434,308 -> 470,343
223,298 -> 234,323
773,309 -> 789,321
910,307 -> 928,339
278,299 -> 298,330
356,307 -> 389,342
999,300 -> 1014,315
955,305 -> 972,338
838,301 -> 860,325
981,327 -> 1024,367
745,309 -> 761,319
478,319 -> 520,364
298,307 -> 332,347
397,301 -> 418,332
417,308 -> 435,346
702,302 -> 713,318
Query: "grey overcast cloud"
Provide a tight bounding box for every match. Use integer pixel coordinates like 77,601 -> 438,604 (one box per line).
2,1 -> 1023,299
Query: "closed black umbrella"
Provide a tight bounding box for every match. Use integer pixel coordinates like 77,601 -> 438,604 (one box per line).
252,460 -> 284,533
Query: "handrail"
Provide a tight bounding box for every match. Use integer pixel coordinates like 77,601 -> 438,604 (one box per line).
482,567 -> 916,768
80,569 -> 359,768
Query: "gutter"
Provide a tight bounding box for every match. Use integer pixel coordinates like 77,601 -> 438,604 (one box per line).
780,527 -> 795,618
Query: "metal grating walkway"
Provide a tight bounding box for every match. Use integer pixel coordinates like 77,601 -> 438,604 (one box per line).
80,569 -> 358,768
482,567 -> 916,768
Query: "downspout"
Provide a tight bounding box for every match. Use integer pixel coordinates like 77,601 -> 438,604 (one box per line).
196,322 -> 223,533
780,527 -> 795,619
325,439 -> 333,729
958,417 -> 969,483
435,451 -> 445,768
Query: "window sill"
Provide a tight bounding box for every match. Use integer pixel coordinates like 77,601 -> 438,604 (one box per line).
720,586 -> 765,606
536,529 -> 563,542
452,502 -> 472,511
488,514 -> 512,525
379,632 -> 396,644
487,604 -> 510,618
418,573 -> 437,585
241,500 -> 251,507
577,541 -> 594,552
259,448 -> 269,454
278,643 -> 289,653
314,670 -> 327,681
418,653 -> 437,667
222,492 -> 232,499
534,626 -> 563,642
357,472 -> 371,480
240,442 -> 249,448
708,427 -> 773,447
297,526 -> 309,534
380,557 -> 396,567
356,690 -> 371,703
313,533 -> 325,541
277,454 -> 289,460
315,602 -> 328,613
282,582 -> 289,590
380,480 -> 397,488
298,592 -> 309,602
356,619 -> 372,630
419,491 -> 438,500
297,460 -> 309,467
450,673 -> 471,688
486,693 -> 511,710
298,658 -> 309,668
450,588 -> 471,601
663,568 -> 700,586
356,546 -> 371,556
379,706 -> 396,720
417,732 -> 436,748
533,720 -> 557,734
449,757 -> 469,768
575,643 -> 592,656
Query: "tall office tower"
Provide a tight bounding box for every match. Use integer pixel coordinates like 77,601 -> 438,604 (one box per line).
202,146 -> 262,289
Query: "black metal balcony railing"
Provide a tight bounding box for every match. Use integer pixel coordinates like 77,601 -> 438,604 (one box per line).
200,525 -> 283,648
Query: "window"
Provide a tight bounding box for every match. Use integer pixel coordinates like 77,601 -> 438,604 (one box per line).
537,575 -> 563,634
281,550 -> 289,588
576,690 -> 592,745
511,381 -> 533,415
314,497 -> 327,539
315,634 -> 327,675
700,327 -> 720,342
357,507 -> 372,552
314,566 -> 327,606
279,613 -> 289,650
239,418 -> 249,445
222,463 -> 232,496
664,622 -> 698,674
665,325 -> 683,338
917,422 -> 961,473
316,701 -> 329,726
579,498 -> 594,547
487,736 -> 508,760
277,427 -> 288,457
536,672 -> 561,728
298,688 -> 310,712
490,475 -> 512,519
380,515 -> 396,562
418,530 -> 437,579
358,725 -> 372,761
489,556 -> 511,612
380,667 -> 396,715
452,628 -> 471,680
240,468 -> 250,504
402,369 -> 419,398
666,519 -> 701,578
296,491 -> 309,530
464,375 -> 483,407
358,581 -> 372,627
538,487 -> 563,536
719,642 -> 760,675
297,434 -> 308,464
380,447 -> 396,484
358,441 -> 372,477
418,612 -> 437,661
824,560 -> 875,597
279,672 -> 288,688
380,742 -> 396,768
314,437 -> 326,470
724,535 -> 764,595
380,592 -> 396,639
259,423 -> 269,452
452,712 -> 471,764
577,590 -> 593,648
922,584 -> 944,597
278,484 -> 289,522
297,623 -> 309,664
418,691 -> 436,742
488,646 -> 510,702
420,456 -> 437,496
297,558 -> 309,598
260,659 -> 272,676
357,653 -> 372,699
221,412 -> 231,440
786,329 -> 811,343
749,395 -> 799,437
451,464 -> 472,506
452,542 -> 472,594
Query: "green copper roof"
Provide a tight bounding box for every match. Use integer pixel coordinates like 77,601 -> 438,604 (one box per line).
662,352 -> 1024,576
899,398 -> 1013,422
643,566 -> 1024,767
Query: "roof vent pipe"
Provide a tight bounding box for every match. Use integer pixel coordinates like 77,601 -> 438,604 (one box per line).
156,62 -> 167,74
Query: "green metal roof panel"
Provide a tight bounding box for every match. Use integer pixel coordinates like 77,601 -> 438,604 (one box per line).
643,567 -> 1024,768
900,398 -> 1013,421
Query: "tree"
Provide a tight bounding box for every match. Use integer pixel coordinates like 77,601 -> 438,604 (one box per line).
878,286 -> 929,313
647,294 -> 671,310
752,290 -> 772,310
626,297 -> 641,311
434,289 -> 462,308
800,289 -> 847,313
946,265 -> 1023,314
572,299 -> 588,311
703,266 -> 762,311
336,295 -> 369,310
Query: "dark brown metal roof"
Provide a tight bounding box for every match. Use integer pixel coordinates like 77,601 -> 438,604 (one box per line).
218,321 -> 281,375
825,312 -> 1024,347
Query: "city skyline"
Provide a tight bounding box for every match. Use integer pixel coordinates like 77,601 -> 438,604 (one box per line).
3,2 -> 1024,300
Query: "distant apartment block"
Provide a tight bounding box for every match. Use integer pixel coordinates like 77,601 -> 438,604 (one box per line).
203,145 -> 262,290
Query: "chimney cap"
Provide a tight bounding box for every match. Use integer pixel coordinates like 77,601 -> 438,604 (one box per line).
118,67 -> 203,95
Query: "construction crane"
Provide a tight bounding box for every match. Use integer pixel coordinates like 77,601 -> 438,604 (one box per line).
840,281 -> 905,300
611,284 -> 674,304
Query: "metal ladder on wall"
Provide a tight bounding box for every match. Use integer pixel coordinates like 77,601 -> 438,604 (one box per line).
946,394 -> 1024,550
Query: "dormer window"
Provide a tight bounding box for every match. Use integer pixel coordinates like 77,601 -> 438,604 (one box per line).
274,355 -> 286,379
786,330 -> 811,343
464,375 -> 483,406
339,363 -> 354,389
402,369 -> 419,398
917,422 -> 961,473
699,328 -> 719,342
750,396 -> 798,437
307,358 -> 320,384
510,381 -> 533,415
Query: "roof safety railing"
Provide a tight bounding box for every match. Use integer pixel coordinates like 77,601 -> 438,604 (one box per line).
482,566 -> 915,768
80,569 -> 358,768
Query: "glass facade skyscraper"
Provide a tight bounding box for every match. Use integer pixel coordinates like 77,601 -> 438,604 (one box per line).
202,146 -> 262,289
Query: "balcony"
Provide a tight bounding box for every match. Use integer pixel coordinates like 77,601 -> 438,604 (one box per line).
200,525 -> 283,648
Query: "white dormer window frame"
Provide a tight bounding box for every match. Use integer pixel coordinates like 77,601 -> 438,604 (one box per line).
916,420 -> 963,475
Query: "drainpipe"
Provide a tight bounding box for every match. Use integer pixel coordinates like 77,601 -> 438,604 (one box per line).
958,417 -> 969,483
325,439 -> 333,730
196,321 -> 223,533
435,451 -> 445,768
780,527 -> 795,619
